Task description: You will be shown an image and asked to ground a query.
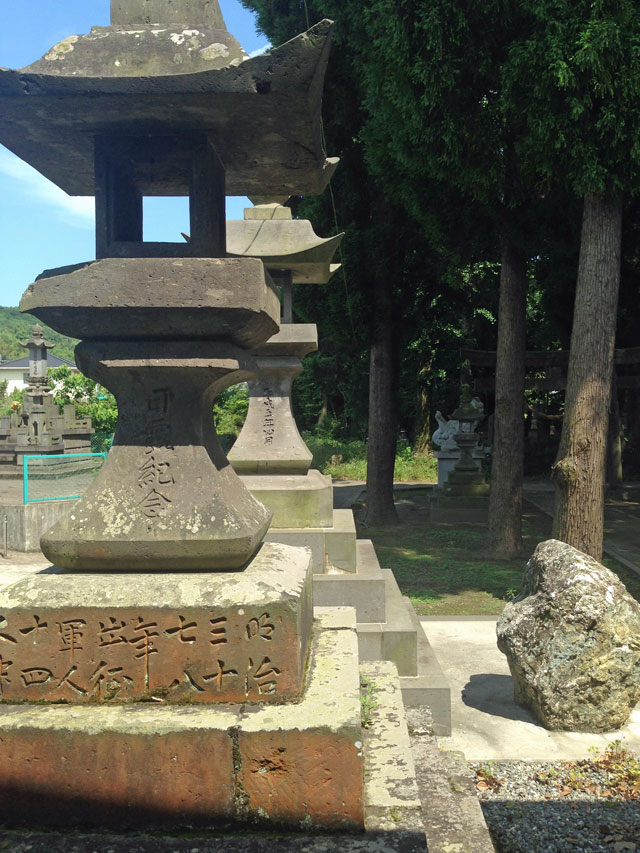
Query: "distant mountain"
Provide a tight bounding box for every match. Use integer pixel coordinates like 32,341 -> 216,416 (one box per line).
0,306 -> 78,363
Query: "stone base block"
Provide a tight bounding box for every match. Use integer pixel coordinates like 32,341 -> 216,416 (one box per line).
434,449 -> 485,489
2,501 -> 75,552
264,509 -> 356,573
313,539 -> 386,622
0,543 -> 312,705
242,469 -> 333,528
358,570 -> 417,676
400,603 -> 451,736
0,609 -> 364,831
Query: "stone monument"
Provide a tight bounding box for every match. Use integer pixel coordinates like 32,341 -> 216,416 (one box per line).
431,384 -> 490,523
227,200 -> 354,569
0,1 -> 380,831
0,325 -> 93,468
431,403 -> 487,489
225,201 -> 451,734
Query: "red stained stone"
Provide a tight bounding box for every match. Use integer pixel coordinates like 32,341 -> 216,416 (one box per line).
0,604 -> 304,704
238,730 -> 364,828
0,723 -> 235,828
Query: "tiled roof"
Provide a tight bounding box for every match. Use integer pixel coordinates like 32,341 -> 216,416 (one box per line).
0,354 -> 75,370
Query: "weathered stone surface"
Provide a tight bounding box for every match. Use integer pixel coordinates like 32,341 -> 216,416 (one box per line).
0,19 -> 338,197
227,218 -> 344,285
497,539 -> 640,731
0,543 -> 312,704
242,470 -> 333,529
360,661 -> 424,835
228,353 -> 313,476
22,258 -> 279,347
238,607 -> 364,828
252,323 -> 318,358
112,0 -> 228,30
39,339 -> 273,570
0,703 -> 238,828
265,509 -> 357,573
0,609 -> 363,831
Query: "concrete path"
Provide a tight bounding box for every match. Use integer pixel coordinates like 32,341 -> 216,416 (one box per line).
524,481 -> 640,578
422,617 -> 640,762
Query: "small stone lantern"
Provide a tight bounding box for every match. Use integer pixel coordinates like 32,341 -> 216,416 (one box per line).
442,384 -> 489,497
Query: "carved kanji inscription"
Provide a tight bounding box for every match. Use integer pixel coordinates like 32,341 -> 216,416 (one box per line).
0,604 -> 303,705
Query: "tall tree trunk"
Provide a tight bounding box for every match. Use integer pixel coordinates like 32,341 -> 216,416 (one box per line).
607,370 -> 623,491
486,239 -> 527,558
413,363 -> 432,456
552,192 -> 623,560
365,274 -> 399,525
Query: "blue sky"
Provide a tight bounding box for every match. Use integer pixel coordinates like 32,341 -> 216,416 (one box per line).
0,1 -> 269,307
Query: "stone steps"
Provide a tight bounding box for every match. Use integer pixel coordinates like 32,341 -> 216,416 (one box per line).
313,537 -> 452,735
264,507 -> 357,572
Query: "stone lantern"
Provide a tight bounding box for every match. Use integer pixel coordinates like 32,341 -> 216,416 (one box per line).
1,0 -> 337,571
442,384 -> 489,497
0,2 -> 370,833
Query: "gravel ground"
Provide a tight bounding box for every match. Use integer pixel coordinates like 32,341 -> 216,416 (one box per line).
470,760 -> 640,852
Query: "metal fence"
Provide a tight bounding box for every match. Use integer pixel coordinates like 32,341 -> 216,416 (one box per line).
23,452 -> 108,504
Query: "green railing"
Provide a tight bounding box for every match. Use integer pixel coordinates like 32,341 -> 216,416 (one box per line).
23,452 -> 108,505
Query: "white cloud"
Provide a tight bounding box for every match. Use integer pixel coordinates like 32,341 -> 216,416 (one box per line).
0,145 -> 94,228
247,43 -> 271,58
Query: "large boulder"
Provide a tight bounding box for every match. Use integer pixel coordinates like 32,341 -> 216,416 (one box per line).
497,539 -> 640,732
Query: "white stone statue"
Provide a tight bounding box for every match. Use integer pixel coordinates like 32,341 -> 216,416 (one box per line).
432,411 -> 460,450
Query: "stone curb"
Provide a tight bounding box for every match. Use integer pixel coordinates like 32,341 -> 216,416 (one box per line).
406,708 -> 495,853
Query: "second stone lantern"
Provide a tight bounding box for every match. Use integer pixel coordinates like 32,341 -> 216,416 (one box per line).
2,0 -> 337,571
226,199 -> 343,532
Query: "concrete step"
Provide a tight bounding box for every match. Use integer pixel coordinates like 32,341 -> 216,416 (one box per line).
358,569 -> 418,676
313,538 -> 386,622
361,659 -> 427,846
264,508 -> 357,573
400,599 -> 451,735
313,538 -> 452,736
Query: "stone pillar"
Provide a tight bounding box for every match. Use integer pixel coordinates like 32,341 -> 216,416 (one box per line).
228,325 -> 316,476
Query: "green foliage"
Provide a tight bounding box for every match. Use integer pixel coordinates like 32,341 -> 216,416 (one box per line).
303,435 -> 437,482
360,677 -> 378,729
0,386 -> 24,418
363,491 -> 640,615
534,739 -> 640,800
241,0 -> 506,447
48,365 -> 118,434
213,384 -> 249,438
303,435 -> 368,472
504,0 -> 640,197
0,307 -> 78,362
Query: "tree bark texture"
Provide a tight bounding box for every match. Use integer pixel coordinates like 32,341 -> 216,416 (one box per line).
552,192 -> 623,560
413,364 -> 432,456
486,239 -> 527,558
365,274 -> 399,526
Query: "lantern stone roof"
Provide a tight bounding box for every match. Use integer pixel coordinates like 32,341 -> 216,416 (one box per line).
226,203 -> 344,284
20,324 -> 55,351
0,7 -> 337,197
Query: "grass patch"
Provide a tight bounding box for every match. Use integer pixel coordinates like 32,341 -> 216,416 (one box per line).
304,435 -> 437,483
359,491 -> 640,616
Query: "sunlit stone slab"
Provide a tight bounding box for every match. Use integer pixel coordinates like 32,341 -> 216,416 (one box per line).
0,543 -> 312,705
